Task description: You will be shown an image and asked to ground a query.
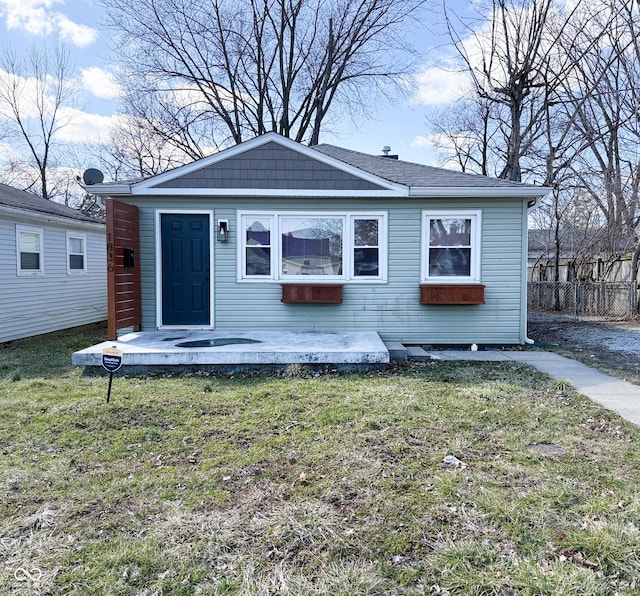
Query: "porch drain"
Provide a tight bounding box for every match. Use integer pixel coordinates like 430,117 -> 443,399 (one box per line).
175,338 -> 262,348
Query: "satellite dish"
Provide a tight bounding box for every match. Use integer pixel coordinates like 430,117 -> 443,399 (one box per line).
82,168 -> 104,185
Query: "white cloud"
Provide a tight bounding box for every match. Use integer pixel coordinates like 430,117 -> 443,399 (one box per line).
81,66 -> 123,100
409,64 -> 471,107
56,14 -> 98,47
0,140 -> 22,161
56,107 -> 119,143
410,135 -> 431,149
0,0 -> 98,47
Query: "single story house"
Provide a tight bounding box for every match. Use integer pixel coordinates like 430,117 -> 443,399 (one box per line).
0,183 -> 107,343
84,133 -> 549,345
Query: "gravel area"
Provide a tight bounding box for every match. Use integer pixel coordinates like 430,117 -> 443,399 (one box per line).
527,314 -> 640,383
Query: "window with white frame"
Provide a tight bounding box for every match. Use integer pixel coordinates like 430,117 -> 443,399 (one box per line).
67,233 -> 87,273
239,211 -> 386,282
422,210 -> 481,282
17,226 -> 43,275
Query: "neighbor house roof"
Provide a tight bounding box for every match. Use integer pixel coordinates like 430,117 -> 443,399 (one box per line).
528,228 -> 634,261
82,132 -> 552,200
0,183 -> 104,225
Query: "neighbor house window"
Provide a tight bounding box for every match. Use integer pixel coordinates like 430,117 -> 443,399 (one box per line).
239,211 -> 386,282
17,226 -> 43,275
67,233 -> 87,273
422,211 -> 481,282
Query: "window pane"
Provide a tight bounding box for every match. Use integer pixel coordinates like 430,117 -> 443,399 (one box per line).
246,247 -> 271,276
430,218 -> 471,246
20,232 -> 40,252
354,248 -> 379,276
70,254 -> 84,270
246,218 -> 271,246
429,248 -> 471,276
281,217 -> 343,276
354,219 -> 378,246
70,237 -> 84,253
21,252 -> 40,270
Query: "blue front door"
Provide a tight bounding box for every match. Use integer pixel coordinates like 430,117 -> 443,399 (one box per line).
161,214 -> 210,326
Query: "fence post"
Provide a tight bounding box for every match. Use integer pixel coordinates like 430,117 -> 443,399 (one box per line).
573,283 -> 578,321
633,281 -> 638,315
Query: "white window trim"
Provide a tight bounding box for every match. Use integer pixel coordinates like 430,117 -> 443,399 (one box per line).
66,232 -> 87,274
421,210 -> 482,283
16,225 -> 44,276
237,210 -> 388,283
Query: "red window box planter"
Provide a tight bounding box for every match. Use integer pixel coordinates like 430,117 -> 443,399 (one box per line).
281,284 -> 343,303
420,284 -> 485,305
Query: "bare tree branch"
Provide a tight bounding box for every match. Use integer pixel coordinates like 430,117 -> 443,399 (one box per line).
99,0 -> 427,157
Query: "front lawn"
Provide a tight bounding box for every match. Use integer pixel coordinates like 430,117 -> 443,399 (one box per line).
1,326 -> 639,594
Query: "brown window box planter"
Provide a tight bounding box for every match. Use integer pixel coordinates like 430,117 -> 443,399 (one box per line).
281,284 -> 343,303
420,284 -> 485,305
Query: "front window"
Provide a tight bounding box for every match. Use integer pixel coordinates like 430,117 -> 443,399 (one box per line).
244,216 -> 272,276
422,211 -> 481,282
239,211 -> 386,282
67,233 -> 87,273
281,216 -> 343,277
17,226 -> 43,275
353,218 -> 379,277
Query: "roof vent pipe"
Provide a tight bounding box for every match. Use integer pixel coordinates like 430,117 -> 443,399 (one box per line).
379,145 -> 399,160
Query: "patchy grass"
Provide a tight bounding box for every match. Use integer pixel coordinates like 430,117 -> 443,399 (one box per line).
1,327 -> 640,594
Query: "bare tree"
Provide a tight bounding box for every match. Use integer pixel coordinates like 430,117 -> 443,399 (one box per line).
427,97 -> 505,176
564,0 -> 640,279
89,115 -> 193,181
443,0 -> 587,182
100,0 -> 427,157
0,45 -> 79,200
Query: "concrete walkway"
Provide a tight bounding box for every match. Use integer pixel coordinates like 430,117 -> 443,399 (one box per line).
426,350 -> 640,426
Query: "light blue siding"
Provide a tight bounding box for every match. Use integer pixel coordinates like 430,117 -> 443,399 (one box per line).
0,212 -> 107,342
128,196 -> 528,344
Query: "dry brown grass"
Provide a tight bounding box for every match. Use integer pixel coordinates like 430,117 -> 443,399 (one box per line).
2,326 -> 640,594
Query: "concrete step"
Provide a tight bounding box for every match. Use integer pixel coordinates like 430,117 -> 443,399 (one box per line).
384,341 -> 407,361
405,345 -> 431,361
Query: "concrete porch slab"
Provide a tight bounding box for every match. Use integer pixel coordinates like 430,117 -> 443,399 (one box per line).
72,330 -> 389,368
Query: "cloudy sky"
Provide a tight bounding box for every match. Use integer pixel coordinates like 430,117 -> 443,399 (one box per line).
0,0 -> 470,168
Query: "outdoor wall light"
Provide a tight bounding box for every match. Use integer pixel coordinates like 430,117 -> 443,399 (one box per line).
217,219 -> 229,242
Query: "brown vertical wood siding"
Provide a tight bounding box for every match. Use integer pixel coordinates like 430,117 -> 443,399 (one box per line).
106,200 -> 141,339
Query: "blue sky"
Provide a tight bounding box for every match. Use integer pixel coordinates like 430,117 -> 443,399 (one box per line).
0,0 -> 470,167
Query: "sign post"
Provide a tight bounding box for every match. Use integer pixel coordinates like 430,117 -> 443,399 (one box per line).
101,346 -> 123,403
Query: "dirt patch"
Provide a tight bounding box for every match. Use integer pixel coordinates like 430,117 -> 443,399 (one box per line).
527,443 -> 568,457
528,315 -> 640,383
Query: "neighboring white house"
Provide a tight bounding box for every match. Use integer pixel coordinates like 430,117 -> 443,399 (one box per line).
0,183 -> 107,343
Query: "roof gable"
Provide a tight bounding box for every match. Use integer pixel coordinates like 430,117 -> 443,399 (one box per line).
152,140 -> 387,192
131,133 -> 402,196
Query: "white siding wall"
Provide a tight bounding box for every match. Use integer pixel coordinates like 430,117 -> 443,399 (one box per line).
0,212 -> 107,342
133,196 -> 528,344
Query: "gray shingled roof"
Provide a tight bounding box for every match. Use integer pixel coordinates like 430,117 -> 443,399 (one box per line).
313,144 -> 541,189
0,183 -> 104,224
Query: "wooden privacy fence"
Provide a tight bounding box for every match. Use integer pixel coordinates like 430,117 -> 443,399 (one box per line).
106,200 -> 141,339
528,281 -> 638,320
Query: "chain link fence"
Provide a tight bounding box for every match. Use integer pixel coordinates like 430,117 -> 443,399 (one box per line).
528,281 -> 638,320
